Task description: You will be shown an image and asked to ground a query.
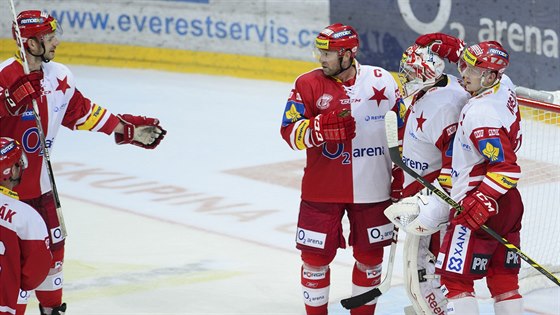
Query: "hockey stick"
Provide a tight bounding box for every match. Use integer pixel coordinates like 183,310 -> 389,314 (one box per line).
9,1 -> 67,238
384,110 -> 560,287
340,225 -> 399,309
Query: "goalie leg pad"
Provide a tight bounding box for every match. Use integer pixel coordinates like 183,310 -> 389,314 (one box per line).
403,234 -> 447,315
301,264 -> 330,314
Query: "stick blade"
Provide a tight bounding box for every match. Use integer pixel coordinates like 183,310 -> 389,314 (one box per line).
340,288 -> 382,309
385,111 -> 398,148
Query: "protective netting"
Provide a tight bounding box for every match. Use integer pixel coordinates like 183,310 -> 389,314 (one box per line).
516,98 -> 560,293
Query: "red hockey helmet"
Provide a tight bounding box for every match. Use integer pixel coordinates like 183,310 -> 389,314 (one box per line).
12,10 -> 61,47
459,41 -> 509,74
0,137 -> 27,182
315,23 -> 359,57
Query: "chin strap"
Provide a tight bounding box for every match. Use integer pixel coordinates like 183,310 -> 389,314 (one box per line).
26,41 -> 51,63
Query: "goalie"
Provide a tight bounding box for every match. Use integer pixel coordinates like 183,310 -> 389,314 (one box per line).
384,34 -> 470,315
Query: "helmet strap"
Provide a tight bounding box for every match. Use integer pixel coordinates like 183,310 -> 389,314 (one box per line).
473,71 -> 499,96
26,38 -> 51,63
332,51 -> 353,77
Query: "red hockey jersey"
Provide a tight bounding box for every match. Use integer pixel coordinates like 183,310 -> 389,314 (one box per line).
281,62 -> 405,203
0,57 -> 120,200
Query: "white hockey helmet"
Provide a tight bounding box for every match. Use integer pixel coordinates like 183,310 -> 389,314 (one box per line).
399,44 -> 445,98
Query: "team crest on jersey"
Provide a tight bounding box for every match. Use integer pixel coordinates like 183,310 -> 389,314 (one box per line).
282,101 -> 305,126
316,94 -> 333,110
478,138 -> 504,163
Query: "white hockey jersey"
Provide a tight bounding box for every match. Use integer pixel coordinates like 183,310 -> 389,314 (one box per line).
451,80 -> 522,201
401,75 -> 470,197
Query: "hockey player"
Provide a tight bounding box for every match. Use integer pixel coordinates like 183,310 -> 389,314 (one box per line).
384,33 -> 470,315
280,23 -> 405,315
0,10 -> 167,315
435,41 -> 524,314
0,137 -> 52,315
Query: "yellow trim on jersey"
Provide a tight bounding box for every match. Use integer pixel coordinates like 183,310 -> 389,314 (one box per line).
76,104 -> 107,131
487,172 -> 518,189
294,120 -> 310,150
0,186 -> 19,199
438,175 -> 453,189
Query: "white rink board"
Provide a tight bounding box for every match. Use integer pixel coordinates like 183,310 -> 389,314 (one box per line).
1,0 -> 328,61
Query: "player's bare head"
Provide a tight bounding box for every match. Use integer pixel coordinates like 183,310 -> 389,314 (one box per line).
0,137 -> 28,188
458,41 -> 509,93
399,44 -> 445,98
12,10 -> 62,62
314,23 -> 359,77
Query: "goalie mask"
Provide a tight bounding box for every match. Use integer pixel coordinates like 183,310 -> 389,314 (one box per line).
399,44 -> 445,98
0,137 -> 28,182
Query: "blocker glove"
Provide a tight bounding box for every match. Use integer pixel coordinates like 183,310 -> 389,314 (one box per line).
453,191 -> 499,230
115,114 -> 167,149
1,72 -> 43,116
415,33 -> 465,63
310,107 -> 356,144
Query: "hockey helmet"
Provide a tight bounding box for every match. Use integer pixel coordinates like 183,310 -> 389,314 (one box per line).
0,137 -> 27,182
399,44 -> 445,98
315,23 -> 359,57
12,10 -> 61,47
458,41 -> 509,75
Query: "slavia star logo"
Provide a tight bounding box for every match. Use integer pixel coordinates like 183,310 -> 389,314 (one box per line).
56,76 -> 70,94
482,142 -> 500,161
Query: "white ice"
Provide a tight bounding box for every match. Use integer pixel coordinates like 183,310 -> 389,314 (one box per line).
22,65 -> 560,314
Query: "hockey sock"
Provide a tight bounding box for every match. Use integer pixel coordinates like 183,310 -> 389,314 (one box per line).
301,264 -> 330,315
494,298 -> 523,315
350,261 -> 382,315
446,295 -> 479,314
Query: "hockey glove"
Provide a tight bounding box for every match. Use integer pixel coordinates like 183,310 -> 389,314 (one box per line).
415,33 -> 465,63
453,191 -> 498,230
390,166 -> 404,202
115,114 -> 167,149
310,107 -> 356,144
1,72 -> 42,116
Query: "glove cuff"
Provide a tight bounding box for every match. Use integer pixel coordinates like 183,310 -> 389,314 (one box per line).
114,115 -> 135,145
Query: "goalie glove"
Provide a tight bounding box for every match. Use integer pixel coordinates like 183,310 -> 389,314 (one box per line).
385,194 -> 449,236
452,191 -> 498,231
115,114 -> 167,149
309,107 -> 356,144
1,72 -> 43,117
415,33 -> 465,63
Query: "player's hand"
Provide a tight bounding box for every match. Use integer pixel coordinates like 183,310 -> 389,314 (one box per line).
1,72 -> 42,116
115,114 -> 167,149
390,166 -> 404,202
453,191 -> 498,230
310,107 -> 356,144
415,33 -> 465,63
